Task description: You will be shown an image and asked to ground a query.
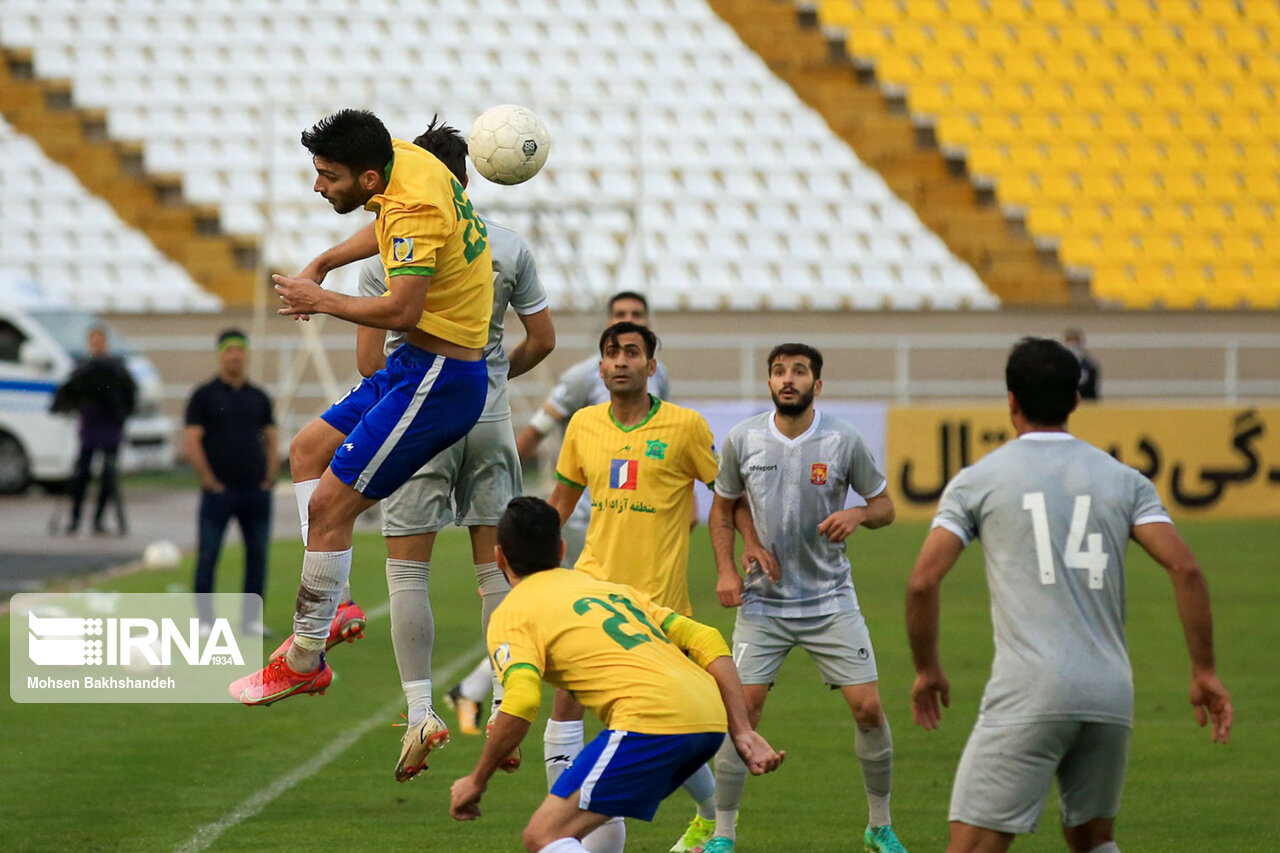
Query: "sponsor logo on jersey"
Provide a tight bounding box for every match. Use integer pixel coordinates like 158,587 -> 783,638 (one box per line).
810,463 -> 828,485
392,237 -> 414,262
748,464 -> 778,472
609,458 -> 639,490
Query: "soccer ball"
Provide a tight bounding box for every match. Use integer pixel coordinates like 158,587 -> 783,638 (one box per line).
142,540 -> 181,570
468,104 -> 551,186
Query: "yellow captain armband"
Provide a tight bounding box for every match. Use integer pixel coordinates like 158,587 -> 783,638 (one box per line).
499,664 -> 543,723
661,614 -> 731,669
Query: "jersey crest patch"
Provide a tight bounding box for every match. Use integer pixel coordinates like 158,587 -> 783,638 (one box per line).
810,463 -> 828,485
610,458 -> 639,490
644,439 -> 667,460
392,236 -> 414,262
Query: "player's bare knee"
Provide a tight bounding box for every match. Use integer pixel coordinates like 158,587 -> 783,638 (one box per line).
851,697 -> 884,728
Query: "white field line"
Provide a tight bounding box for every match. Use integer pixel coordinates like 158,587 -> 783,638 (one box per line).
173,601 -> 483,853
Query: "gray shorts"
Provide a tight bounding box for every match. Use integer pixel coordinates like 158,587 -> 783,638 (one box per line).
380,416 -> 522,537
731,610 -> 878,687
949,720 -> 1131,835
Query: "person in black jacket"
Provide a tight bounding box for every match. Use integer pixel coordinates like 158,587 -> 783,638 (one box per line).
184,329 -> 279,633
53,326 -> 136,535
1065,329 -> 1101,400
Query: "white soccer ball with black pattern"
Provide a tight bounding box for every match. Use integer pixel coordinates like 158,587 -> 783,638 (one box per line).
468,104 -> 550,186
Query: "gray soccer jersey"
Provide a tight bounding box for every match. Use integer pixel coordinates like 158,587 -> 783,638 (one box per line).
546,353 -> 670,531
715,411 -> 887,619
932,432 -> 1172,727
357,216 -> 548,423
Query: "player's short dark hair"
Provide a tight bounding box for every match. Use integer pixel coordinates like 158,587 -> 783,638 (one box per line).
1006,337 -> 1080,426
608,291 -> 649,315
412,115 -> 468,185
599,321 -> 658,359
497,497 -> 562,577
767,343 -> 823,380
301,109 -> 393,176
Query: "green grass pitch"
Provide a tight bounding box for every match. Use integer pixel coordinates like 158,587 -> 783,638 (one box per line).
2,519 -> 1275,852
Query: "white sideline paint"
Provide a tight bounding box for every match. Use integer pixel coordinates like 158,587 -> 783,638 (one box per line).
173,600 -> 484,853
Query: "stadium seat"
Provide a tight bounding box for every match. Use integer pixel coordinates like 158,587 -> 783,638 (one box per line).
813,0 -> 1280,307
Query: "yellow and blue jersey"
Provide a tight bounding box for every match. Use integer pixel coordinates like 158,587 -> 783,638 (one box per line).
364,139 -> 492,348
555,398 -> 719,616
487,568 -> 728,735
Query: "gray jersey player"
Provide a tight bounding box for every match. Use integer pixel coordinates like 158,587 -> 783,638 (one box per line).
351,120 -> 555,781
907,337 -> 1232,853
704,343 -> 907,853
514,290 -> 669,566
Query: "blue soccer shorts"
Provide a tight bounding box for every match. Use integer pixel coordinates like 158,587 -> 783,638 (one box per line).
550,729 -> 724,821
320,343 -> 486,500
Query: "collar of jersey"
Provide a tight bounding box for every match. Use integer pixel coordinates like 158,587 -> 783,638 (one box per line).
768,409 -> 822,446
363,154 -> 397,214
608,395 -> 661,432
1018,431 -> 1074,441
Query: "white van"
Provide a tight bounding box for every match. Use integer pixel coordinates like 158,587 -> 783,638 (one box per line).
0,308 -> 174,493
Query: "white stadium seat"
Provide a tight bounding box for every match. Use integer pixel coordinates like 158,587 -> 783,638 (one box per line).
0,0 -> 995,311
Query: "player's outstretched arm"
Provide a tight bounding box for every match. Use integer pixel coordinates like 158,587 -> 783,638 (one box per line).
273,272 -> 429,331
450,711 -> 532,821
297,222 -> 378,284
1131,522 -> 1233,744
705,657 -> 785,775
906,527 -> 965,730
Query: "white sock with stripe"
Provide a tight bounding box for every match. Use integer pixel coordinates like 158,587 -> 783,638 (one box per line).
286,548 -> 351,672
543,719 -> 584,789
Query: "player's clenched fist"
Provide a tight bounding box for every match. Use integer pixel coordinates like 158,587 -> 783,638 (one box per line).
733,730 -> 786,775
449,774 -> 485,821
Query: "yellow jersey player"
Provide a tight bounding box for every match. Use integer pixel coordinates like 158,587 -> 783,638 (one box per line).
230,109 -> 493,710
449,497 -> 784,853
543,320 -> 726,852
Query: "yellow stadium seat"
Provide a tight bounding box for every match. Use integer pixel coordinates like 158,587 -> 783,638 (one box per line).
1046,142 -> 1086,170
1001,52 -> 1043,82
979,113 -> 1021,143
1013,25 -> 1054,53
1243,142 -> 1279,168
1161,171 -> 1202,202
876,53 -> 915,87
944,0 -> 986,25
1084,142 -> 1124,170
1247,0 -> 1280,24
1150,83 -> 1190,110
1038,0 -> 1071,24
1111,81 -> 1150,110
1177,112 -> 1217,142
1071,0 -> 1114,23
1058,232 -> 1101,265
1068,82 -> 1109,111
965,141 -> 1006,175
1030,81 -> 1070,111
1197,2 -> 1242,25
1100,232 -> 1141,262
1179,234 -> 1220,263
1230,203 -> 1273,231
1112,0 -> 1157,24
1018,113 -> 1059,141
1138,25 -> 1180,53
1026,202 -> 1068,235
1216,112 -> 1258,143
972,23 -> 1015,51
988,0 -> 1028,21
1221,234 -> 1261,263
1123,52 -> 1165,82
909,85 -> 948,115
1040,172 -> 1081,202
995,172 -> 1038,205
1179,25 -> 1222,52
991,83 -> 1032,110
936,113 -> 981,147
919,52 -> 959,81
860,0 -> 905,24
1068,203 -> 1109,232
1097,25 -> 1138,51
1109,203 -> 1147,232
1055,24 -> 1095,52
1185,202 -> 1226,230
933,25 -> 972,52
951,81 -> 994,111
893,26 -> 932,54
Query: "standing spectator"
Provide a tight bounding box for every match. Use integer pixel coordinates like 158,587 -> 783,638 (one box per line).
54,326 -> 136,535
184,329 -> 279,634
1064,329 -> 1100,400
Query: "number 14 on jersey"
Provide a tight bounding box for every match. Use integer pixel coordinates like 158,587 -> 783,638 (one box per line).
1022,493 -> 1110,589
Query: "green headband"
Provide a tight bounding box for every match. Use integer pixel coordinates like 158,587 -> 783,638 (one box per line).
218,335 -> 248,354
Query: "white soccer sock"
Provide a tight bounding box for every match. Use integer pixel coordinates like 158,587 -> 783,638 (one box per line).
459,657 -> 493,703
1089,844 -> 1121,853
537,840 -> 587,853
855,720 -> 894,827
293,478 -> 320,546
543,719 -> 585,790
582,816 -> 626,853
712,736 -> 746,840
682,763 -> 717,819
387,558 -> 433,686
286,548 -> 351,672
402,679 -> 433,727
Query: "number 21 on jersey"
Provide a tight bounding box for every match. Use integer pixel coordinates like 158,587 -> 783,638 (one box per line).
1021,493 -> 1109,589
